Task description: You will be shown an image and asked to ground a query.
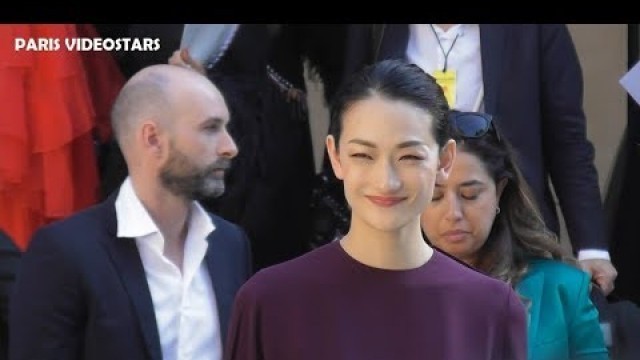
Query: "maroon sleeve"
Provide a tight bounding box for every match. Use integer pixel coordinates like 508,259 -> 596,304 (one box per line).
224,281 -> 263,360
501,288 -> 528,360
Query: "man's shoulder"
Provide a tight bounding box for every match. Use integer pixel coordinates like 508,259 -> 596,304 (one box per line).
207,212 -> 240,232
29,200 -> 112,251
13,201 -> 114,276
204,212 -> 251,259
41,202 -> 110,235
206,212 -> 247,242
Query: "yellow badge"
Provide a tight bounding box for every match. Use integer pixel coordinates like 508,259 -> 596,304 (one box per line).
433,70 -> 457,108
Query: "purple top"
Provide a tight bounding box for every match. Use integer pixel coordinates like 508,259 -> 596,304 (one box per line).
225,241 -> 527,360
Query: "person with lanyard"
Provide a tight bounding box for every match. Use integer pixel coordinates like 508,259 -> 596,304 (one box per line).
327,24 -> 618,295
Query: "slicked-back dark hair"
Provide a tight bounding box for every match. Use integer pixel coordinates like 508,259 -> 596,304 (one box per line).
328,59 -> 450,149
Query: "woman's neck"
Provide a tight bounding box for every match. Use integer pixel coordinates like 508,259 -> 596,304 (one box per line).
340,220 -> 433,270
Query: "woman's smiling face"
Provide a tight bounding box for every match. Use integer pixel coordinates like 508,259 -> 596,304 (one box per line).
327,94 -> 454,233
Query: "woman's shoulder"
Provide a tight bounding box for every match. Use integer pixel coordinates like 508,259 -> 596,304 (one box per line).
527,258 -> 586,277
235,242 -> 342,299
523,258 -> 590,290
433,250 -> 516,295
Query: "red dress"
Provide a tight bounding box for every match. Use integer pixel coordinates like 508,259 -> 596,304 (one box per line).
0,24 -> 124,250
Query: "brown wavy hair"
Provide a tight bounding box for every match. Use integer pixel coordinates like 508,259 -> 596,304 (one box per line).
450,117 -> 577,286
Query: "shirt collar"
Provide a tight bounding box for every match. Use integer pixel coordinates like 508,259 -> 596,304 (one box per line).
432,24 -> 466,39
115,177 -> 159,238
189,200 -> 216,243
114,177 -> 216,240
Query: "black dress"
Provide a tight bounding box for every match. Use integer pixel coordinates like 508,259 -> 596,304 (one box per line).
202,24 -> 315,270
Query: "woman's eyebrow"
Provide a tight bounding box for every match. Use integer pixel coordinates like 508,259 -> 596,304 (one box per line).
459,180 -> 484,188
347,139 -> 376,148
346,139 -> 425,149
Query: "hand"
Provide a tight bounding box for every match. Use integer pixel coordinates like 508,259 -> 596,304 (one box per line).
286,88 -> 305,102
579,259 -> 618,295
168,48 -> 206,75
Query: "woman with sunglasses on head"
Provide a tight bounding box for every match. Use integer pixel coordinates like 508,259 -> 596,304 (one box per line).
224,60 -> 527,360
421,111 -> 608,360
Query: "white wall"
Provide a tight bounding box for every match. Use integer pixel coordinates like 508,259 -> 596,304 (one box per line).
568,24 -> 627,196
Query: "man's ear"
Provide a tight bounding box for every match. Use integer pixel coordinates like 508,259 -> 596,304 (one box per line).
326,135 -> 344,180
436,139 -> 456,183
141,120 -> 165,159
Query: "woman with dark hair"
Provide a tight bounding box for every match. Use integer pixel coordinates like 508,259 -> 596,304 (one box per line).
421,111 -> 608,359
224,60 -> 526,360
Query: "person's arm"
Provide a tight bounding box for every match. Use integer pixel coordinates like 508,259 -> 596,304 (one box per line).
168,48 -> 206,74
539,23 -> 605,252
578,256 -> 617,295
569,272 -> 609,359
9,229 -> 85,360
501,288 -> 528,360
538,24 -> 617,293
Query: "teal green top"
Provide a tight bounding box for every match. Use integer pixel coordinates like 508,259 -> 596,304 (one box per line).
515,259 -> 608,359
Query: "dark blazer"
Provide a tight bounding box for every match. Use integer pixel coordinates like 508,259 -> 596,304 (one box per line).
341,24 -> 606,251
9,193 -> 252,360
0,231 -> 20,360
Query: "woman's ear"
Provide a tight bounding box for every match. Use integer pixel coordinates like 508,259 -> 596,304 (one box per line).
326,135 -> 344,180
436,139 -> 456,183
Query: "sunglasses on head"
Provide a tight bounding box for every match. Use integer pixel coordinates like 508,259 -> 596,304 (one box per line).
448,111 -> 499,141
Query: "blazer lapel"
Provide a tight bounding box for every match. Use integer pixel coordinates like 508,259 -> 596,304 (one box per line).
479,24 -> 507,115
205,228 -> 234,346
516,270 -> 544,359
101,197 -> 163,360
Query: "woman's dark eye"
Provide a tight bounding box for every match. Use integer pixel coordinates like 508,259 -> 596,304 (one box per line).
400,155 -> 424,161
461,193 -> 479,200
351,153 -> 372,160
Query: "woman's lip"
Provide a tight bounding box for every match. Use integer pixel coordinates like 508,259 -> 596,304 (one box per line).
440,230 -> 469,242
366,196 -> 405,207
442,230 -> 468,236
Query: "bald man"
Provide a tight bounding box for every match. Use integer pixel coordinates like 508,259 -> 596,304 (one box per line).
9,65 -> 252,360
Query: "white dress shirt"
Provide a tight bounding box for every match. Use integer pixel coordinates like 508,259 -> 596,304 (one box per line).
405,24 -> 609,261
407,24 -> 484,112
115,177 -> 222,360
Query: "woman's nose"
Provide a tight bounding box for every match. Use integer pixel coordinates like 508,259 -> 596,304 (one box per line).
444,196 -> 463,221
374,162 -> 402,193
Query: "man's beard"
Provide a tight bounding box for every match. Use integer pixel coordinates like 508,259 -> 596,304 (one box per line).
159,146 -> 231,201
